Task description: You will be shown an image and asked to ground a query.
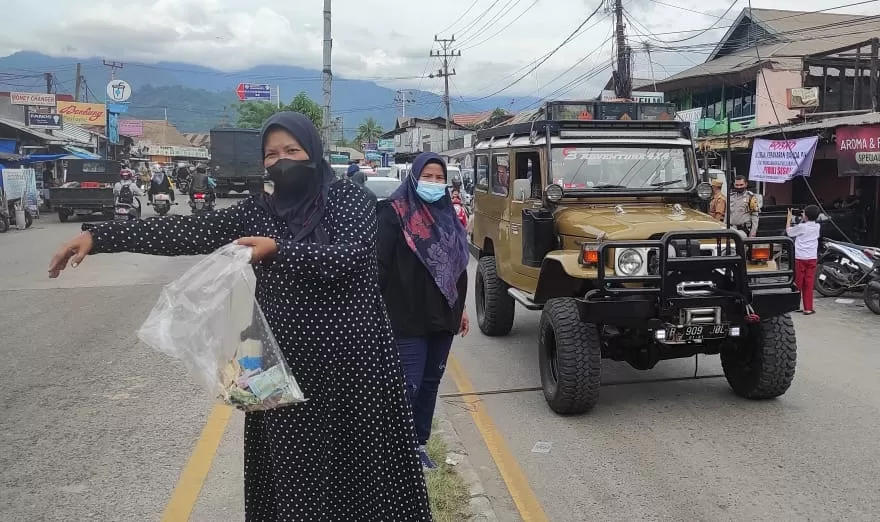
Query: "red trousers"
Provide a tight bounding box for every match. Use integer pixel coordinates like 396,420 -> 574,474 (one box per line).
794,258 -> 818,312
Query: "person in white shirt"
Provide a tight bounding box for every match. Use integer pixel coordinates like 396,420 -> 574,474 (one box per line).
786,205 -> 821,315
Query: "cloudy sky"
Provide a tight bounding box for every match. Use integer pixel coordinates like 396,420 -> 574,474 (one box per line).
0,0 -> 875,98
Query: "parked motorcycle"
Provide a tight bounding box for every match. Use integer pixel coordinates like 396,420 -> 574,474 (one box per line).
148,193 -> 177,216
815,239 -> 879,297
860,249 -> 880,314
189,192 -> 214,214
114,198 -> 141,221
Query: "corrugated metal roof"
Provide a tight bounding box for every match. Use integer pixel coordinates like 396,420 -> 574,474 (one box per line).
656,10 -> 880,90
453,111 -> 493,127
50,124 -> 93,146
737,111 -> 880,138
0,116 -> 65,143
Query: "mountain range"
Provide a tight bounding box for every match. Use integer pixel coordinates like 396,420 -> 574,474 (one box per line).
0,52 -> 542,135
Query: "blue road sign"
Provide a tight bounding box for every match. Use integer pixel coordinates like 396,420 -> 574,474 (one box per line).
237,83 -> 272,101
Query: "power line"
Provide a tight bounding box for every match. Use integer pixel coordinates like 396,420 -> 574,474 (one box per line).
455,0 -> 523,47
452,0 -> 508,41
460,0 -> 540,50
437,0 -> 482,36
464,1 -> 605,102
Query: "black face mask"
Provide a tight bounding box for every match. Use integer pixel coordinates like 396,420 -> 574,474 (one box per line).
267,159 -> 319,199
733,186 -> 746,193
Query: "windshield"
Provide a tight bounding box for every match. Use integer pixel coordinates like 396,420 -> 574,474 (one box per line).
550,146 -> 694,191
364,178 -> 401,199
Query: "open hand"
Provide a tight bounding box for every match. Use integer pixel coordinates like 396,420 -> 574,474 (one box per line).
235,237 -> 279,264
48,232 -> 94,278
459,310 -> 470,337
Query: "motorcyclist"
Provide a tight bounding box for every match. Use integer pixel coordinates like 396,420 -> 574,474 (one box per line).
189,163 -> 215,206
175,163 -> 192,185
148,165 -> 175,203
114,168 -> 144,213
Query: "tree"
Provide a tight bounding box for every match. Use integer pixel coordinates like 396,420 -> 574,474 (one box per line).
236,91 -> 323,129
289,92 -> 323,130
356,117 -> 384,147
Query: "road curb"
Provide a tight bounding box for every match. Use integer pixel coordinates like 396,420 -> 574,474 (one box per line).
433,403 -> 499,522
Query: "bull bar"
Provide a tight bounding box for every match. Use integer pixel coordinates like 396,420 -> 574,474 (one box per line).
577,230 -> 801,327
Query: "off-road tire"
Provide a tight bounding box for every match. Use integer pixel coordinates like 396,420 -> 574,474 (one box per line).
23,209 -> 33,228
538,298 -> 602,414
721,314 -> 797,399
0,215 -> 8,233
814,264 -> 847,297
58,210 -> 69,223
475,256 -> 515,336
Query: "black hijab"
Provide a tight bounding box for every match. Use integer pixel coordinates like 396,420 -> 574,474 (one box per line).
257,112 -> 336,243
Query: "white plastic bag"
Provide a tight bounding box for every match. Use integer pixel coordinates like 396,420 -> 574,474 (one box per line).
137,243 -> 305,411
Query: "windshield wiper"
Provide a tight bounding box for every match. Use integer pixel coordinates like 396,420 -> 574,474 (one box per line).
589,183 -> 628,189
649,179 -> 685,187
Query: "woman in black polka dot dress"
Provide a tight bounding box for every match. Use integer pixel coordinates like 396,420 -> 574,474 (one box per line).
48,112 -> 432,521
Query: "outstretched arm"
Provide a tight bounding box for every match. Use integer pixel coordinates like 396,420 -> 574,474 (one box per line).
266,182 -> 375,281
89,200 -> 248,257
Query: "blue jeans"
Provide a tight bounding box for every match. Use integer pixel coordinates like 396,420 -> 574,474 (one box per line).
395,334 -> 454,446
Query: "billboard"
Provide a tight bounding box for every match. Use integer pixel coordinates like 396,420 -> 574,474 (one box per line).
837,125 -> 880,176
10,92 -> 56,107
119,119 -> 144,136
27,112 -> 62,130
56,101 -> 106,126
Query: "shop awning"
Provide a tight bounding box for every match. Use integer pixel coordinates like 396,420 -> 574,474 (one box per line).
63,146 -> 102,160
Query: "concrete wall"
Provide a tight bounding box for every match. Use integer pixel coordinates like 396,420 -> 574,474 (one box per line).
755,69 -> 801,127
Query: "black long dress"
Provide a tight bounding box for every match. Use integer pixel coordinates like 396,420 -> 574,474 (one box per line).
87,181 -> 431,521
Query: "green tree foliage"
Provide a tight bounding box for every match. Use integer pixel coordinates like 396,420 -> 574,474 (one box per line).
236,91 -> 323,129
355,117 -> 384,147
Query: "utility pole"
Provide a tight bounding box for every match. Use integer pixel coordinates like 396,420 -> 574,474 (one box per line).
74,63 -> 82,102
102,60 -> 124,81
44,73 -> 53,94
612,0 -> 632,99
430,35 -> 461,151
321,0 -> 333,160
395,90 -> 415,118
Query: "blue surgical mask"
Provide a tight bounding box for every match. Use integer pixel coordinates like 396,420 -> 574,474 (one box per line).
416,180 -> 447,203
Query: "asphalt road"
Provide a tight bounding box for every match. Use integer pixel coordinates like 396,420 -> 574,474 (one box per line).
3,197 -> 879,521
444,262 -> 880,521
0,196 -> 244,522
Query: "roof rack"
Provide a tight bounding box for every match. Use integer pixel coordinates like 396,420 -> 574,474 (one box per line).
475,100 -> 682,141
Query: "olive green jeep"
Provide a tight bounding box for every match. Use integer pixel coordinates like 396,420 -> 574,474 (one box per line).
469,101 -> 800,414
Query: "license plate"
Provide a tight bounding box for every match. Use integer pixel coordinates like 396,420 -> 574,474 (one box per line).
819,273 -> 827,281
116,209 -> 128,214
195,202 -> 204,209
666,324 -> 729,341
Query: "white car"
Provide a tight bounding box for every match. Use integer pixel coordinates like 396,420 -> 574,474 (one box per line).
363,176 -> 402,201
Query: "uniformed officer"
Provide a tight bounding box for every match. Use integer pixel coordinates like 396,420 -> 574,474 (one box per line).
728,174 -> 760,237
708,178 -> 726,222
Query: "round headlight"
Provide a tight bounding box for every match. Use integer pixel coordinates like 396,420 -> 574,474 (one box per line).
697,182 -> 712,200
545,183 -> 563,202
617,248 -> 644,275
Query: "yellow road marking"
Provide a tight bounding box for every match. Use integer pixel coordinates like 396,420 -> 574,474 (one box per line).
447,354 -> 549,522
160,403 -> 233,522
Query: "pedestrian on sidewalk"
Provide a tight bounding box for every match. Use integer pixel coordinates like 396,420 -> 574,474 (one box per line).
786,204 -> 821,315
377,152 -> 470,471
47,111 -> 431,522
